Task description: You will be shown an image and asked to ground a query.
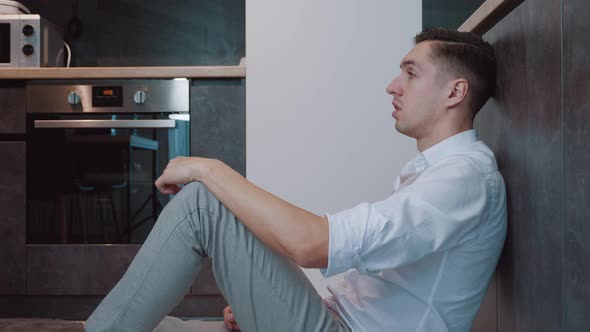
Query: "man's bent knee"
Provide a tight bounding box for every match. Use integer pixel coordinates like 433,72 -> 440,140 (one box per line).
171,181 -> 215,209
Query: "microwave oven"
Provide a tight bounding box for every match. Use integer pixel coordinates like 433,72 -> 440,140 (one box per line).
0,14 -> 64,68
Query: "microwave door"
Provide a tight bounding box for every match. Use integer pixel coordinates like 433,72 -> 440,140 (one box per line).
0,18 -> 20,67
0,23 -> 10,64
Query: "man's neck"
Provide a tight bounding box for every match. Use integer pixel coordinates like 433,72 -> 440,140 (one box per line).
416,124 -> 474,153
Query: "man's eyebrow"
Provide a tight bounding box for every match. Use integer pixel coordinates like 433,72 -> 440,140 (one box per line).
400,60 -> 419,70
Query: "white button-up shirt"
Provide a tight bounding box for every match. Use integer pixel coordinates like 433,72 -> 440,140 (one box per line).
322,130 -> 507,332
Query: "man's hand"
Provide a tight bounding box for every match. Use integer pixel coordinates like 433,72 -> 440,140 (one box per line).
223,305 -> 240,331
155,157 -> 206,195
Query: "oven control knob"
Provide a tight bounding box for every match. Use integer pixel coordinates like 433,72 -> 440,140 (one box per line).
67,92 -> 81,105
133,91 -> 147,104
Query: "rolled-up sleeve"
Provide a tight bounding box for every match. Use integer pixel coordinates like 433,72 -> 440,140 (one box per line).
321,158 -> 488,278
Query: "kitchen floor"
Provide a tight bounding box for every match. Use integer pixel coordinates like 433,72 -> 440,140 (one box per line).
0,318 -> 84,331
0,317 -> 229,331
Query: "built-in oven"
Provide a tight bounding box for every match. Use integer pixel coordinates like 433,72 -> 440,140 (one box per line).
25,79 -> 190,245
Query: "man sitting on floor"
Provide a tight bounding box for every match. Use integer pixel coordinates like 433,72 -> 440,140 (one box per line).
85,27 -> 506,332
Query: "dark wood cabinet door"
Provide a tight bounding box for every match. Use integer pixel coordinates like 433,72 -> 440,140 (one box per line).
0,83 -> 26,134
0,142 -> 26,294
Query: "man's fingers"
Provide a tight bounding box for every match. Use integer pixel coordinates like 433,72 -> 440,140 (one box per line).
227,322 -> 240,331
223,306 -> 240,330
223,306 -> 233,328
156,184 -> 181,195
155,175 -> 182,194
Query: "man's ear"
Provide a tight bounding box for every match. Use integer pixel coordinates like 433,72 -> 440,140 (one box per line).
446,78 -> 468,108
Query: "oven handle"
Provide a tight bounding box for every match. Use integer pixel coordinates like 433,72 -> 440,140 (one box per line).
34,119 -> 176,129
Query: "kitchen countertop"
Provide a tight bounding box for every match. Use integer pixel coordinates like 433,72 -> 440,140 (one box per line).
0,65 -> 245,80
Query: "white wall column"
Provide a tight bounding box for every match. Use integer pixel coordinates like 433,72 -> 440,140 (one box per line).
246,0 -> 422,296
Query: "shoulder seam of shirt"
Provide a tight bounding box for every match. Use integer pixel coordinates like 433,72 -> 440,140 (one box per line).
436,154 -> 493,173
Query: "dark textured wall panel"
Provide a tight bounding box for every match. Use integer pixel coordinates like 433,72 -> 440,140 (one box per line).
471,274 -> 497,332
18,0 -> 245,66
0,143 -> 26,295
476,0 -> 563,331
190,79 -> 246,176
563,0 -> 590,330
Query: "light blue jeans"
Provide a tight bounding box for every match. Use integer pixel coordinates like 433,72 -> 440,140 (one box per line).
84,182 -> 351,332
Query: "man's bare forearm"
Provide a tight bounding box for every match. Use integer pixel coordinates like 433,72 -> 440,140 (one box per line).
195,159 -> 329,268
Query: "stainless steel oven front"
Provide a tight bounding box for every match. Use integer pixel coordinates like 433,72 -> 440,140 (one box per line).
25,79 -> 190,245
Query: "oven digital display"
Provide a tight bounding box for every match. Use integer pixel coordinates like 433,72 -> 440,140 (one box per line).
92,86 -> 123,107
0,23 -> 10,63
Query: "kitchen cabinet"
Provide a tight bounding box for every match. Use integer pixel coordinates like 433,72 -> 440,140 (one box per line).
0,83 -> 26,295
0,0 -> 245,319
0,142 -> 26,295
0,82 -> 26,134
0,71 -> 245,319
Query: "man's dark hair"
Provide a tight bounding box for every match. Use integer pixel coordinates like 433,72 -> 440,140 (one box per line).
415,27 -> 496,116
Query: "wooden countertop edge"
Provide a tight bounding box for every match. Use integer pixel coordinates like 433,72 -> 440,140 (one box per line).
458,0 -> 525,35
0,65 -> 246,79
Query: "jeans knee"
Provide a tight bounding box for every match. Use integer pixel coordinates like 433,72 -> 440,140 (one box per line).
182,181 -> 207,195
179,181 -> 219,205
173,181 -> 205,203
156,182 -> 210,230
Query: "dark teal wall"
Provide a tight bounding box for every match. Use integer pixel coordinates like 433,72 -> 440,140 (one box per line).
422,0 -> 485,29
19,0 -> 245,66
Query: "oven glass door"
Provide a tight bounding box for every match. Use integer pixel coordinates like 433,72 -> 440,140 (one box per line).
26,113 -> 189,244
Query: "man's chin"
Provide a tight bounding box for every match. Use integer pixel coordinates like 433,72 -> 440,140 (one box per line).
394,122 -> 415,138
394,122 -> 405,134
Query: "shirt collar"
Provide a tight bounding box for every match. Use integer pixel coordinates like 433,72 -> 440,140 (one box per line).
421,129 -> 479,167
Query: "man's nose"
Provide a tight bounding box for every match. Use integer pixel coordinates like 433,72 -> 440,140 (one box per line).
386,76 -> 403,96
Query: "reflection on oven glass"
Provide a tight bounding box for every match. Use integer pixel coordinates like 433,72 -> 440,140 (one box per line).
27,117 -> 187,244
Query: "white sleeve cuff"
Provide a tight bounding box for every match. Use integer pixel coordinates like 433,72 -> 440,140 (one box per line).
321,204 -> 370,277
